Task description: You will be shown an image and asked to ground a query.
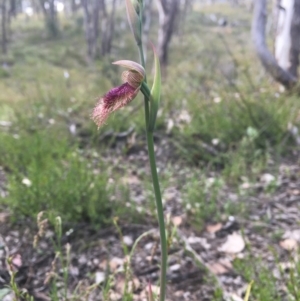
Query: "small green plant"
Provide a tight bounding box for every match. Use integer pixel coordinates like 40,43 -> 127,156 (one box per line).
233,255 -> 281,301
233,247 -> 300,301
183,175 -> 223,228
0,129 -> 112,224
33,212 -> 100,301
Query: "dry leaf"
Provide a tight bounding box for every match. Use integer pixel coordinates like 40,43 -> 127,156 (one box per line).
225,293 -> 243,301
174,290 -> 184,297
123,235 -> 133,247
95,271 -> 105,284
208,262 -> 229,275
148,285 -> 160,296
122,175 -> 140,185
283,229 -> 300,242
12,254 -> 22,268
172,216 -> 182,227
109,292 -> 122,301
218,232 -> 245,254
260,173 -> 275,184
288,189 -> 300,195
116,276 -> 126,293
0,212 -> 10,223
206,223 -> 222,234
219,258 -> 233,269
109,257 -> 124,272
280,239 -> 298,251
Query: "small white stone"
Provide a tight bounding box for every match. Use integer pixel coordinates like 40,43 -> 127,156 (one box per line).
212,138 -> 219,145
64,70 -> 70,79
145,242 -> 153,250
69,124 -> 76,135
95,271 -> 105,284
123,235 -> 133,247
22,178 -> 32,187
261,173 -> 275,184
169,264 -> 181,272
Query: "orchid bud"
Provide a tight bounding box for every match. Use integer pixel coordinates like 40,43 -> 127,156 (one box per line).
125,0 -> 142,45
148,45 -> 161,132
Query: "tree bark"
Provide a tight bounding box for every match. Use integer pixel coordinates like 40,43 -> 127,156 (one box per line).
275,0 -> 294,73
82,0 -> 101,60
101,0 -> 117,56
289,0 -> 300,77
71,0 -> 81,14
39,0 -> 59,36
156,0 -> 180,67
142,0 -> 153,60
49,0 -> 58,34
252,0 -> 297,88
177,0 -> 193,36
9,0 -> 16,17
32,0 -> 42,14
1,0 -> 7,54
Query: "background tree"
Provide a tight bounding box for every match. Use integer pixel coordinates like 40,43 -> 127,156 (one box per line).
81,0 -> 101,60
39,0 -> 60,37
70,0 -> 81,15
1,0 -> 8,55
100,0 -> 117,56
252,0 -> 300,89
142,0 -> 153,61
177,0 -> 193,35
274,0 -> 300,78
156,0 -> 180,67
31,0 -> 42,14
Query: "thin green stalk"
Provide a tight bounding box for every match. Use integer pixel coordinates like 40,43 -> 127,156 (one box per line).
146,130 -> 168,301
138,44 -> 167,301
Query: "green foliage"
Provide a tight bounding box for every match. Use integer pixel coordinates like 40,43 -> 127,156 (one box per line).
0,129 -> 112,224
183,171 -> 249,228
183,175 -> 222,228
234,256 -> 281,301
233,252 -> 300,301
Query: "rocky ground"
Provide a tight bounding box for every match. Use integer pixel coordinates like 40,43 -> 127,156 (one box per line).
0,139 -> 300,301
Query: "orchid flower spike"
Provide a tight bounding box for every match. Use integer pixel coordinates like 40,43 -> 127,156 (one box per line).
92,60 -> 145,127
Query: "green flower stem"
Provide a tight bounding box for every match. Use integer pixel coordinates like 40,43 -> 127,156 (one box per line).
138,44 -> 167,301
146,130 -> 167,301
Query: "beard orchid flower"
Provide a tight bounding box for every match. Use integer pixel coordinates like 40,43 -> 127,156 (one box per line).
91,60 -> 145,127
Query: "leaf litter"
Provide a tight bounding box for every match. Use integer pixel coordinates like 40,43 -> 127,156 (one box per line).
0,136 -> 300,300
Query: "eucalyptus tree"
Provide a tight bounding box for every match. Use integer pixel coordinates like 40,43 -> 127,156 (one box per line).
81,0 -> 101,60
1,0 -> 8,54
156,0 -> 180,67
252,0 -> 300,89
101,0 -> 117,56
39,0 -> 60,37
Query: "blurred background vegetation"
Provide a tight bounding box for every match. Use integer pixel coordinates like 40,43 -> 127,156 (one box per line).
0,0 -> 299,226
1,1 -> 300,300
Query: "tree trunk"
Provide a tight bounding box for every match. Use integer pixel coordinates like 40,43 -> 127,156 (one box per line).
82,0 -> 101,60
1,0 -> 7,55
252,0 -> 297,88
142,0 -> 153,61
48,0 -> 59,35
32,0 -> 42,15
101,0 -> 117,56
177,0 -> 193,36
39,0 -> 59,36
9,0 -> 16,17
156,0 -> 180,67
289,0 -> 300,77
71,0 -> 80,14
